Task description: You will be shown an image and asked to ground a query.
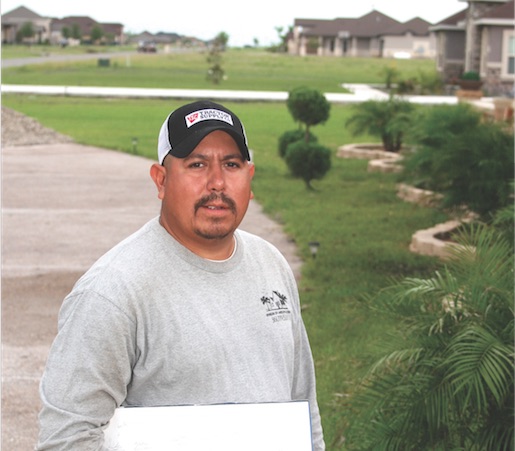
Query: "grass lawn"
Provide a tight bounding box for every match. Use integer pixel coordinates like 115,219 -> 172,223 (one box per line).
2,46 -> 437,92
2,51 -> 449,449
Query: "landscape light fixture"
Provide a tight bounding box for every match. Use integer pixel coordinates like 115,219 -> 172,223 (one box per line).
308,241 -> 320,259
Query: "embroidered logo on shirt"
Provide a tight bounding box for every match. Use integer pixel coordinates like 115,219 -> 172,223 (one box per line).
260,290 -> 291,323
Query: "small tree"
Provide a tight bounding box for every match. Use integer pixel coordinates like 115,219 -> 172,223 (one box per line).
90,25 -> 104,45
17,21 -> 35,45
270,26 -> 291,53
285,141 -> 331,190
345,96 -> 414,152
71,23 -> 82,41
287,87 -> 330,142
380,64 -> 400,91
61,27 -> 70,40
206,32 -> 228,84
213,31 -> 229,51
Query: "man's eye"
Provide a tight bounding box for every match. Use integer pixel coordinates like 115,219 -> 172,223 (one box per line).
189,162 -> 203,168
226,161 -> 241,168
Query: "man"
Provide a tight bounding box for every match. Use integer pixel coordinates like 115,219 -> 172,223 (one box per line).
37,100 -> 325,450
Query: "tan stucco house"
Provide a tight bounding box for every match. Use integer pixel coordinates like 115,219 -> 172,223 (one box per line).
288,10 -> 435,59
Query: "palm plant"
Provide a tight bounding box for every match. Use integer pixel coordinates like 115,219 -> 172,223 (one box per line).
345,96 -> 414,152
349,223 -> 514,450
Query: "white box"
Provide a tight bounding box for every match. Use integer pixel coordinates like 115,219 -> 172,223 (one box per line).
104,400 -> 313,450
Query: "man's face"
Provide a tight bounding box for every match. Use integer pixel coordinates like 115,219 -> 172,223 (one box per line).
151,130 -> 255,258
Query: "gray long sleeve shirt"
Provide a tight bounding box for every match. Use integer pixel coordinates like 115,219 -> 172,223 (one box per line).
38,217 -> 325,450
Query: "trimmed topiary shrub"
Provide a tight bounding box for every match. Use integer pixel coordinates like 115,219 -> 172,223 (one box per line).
285,141 -> 331,190
278,129 -> 318,159
287,86 -> 330,140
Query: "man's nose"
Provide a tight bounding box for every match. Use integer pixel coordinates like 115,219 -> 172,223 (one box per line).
207,165 -> 225,191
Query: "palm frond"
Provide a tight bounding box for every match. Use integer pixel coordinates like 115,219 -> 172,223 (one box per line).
367,347 -> 425,375
444,325 -> 514,409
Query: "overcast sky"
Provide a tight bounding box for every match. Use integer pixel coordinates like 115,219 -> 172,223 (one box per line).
1,1 -> 467,47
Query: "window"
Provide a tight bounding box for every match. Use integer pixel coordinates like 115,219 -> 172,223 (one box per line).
508,36 -> 515,74
502,30 -> 515,78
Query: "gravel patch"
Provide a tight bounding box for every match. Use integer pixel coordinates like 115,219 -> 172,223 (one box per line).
1,106 -> 74,147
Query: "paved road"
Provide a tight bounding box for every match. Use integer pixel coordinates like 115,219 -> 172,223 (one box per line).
2,50 -> 136,68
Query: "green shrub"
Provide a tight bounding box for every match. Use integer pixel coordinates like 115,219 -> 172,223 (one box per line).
416,70 -> 445,95
461,71 -> 480,80
395,71 -> 444,95
277,129 -> 318,159
395,78 -> 417,94
284,141 -> 331,190
379,64 -> 400,90
401,103 -> 514,219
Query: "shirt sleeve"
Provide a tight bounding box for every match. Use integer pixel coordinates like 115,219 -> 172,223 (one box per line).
37,289 -> 137,450
287,271 -> 325,451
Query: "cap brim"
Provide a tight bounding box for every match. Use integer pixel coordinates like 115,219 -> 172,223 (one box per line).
168,125 -> 250,160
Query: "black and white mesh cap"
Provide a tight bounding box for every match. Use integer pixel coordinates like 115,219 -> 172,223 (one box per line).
157,100 -> 250,164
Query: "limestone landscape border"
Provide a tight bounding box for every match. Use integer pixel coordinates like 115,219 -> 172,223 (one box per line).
337,143 -> 472,259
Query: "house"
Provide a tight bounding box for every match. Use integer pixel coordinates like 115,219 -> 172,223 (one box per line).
380,17 -> 436,58
50,16 -> 124,45
1,6 -> 124,45
288,10 -> 435,59
1,6 -> 51,44
431,0 -> 514,96
128,31 -> 207,49
100,22 -> 124,45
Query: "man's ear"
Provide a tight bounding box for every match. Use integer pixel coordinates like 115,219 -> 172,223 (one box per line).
150,163 -> 166,200
249,162 -> 255,200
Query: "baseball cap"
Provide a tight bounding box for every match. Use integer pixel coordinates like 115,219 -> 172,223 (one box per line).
157,100 -> 250,164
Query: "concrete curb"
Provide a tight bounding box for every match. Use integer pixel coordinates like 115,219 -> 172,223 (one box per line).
2,83 -> 489,106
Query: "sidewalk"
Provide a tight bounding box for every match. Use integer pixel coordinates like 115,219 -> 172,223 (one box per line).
3,83 -> 491,106
1,141 -> 302,450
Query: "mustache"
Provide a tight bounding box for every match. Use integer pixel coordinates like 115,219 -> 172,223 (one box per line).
194,192 -> 237,213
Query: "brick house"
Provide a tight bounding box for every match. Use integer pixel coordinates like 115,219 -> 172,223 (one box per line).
431,0 -> 514,96
288,10 -> 435,59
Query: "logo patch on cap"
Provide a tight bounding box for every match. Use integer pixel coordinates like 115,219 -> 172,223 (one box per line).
185,109 -> 234,128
